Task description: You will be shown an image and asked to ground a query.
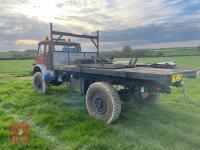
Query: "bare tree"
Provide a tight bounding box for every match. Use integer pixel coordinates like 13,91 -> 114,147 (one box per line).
122,45 -> 132,53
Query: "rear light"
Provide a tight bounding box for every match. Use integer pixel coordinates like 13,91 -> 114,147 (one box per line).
171,73 -> 182,83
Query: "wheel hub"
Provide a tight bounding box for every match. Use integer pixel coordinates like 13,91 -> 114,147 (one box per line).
35,79 -> 42,90
93,96 -> 107,115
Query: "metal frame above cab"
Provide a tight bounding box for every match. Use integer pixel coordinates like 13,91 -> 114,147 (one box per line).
50,23 -> 100,56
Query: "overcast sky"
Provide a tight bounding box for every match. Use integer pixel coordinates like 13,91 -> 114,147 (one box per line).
0,0 -> 200,51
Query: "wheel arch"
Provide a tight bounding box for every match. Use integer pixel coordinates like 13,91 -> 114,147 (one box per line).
33,66 -> 41,75
33,65 -> 55,81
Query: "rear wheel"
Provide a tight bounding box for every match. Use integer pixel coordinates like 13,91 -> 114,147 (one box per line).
134,92 -> 160,105
118,89 -> 133,102
134,83 -> 160,105
86,82 -> 121,124
33,72 -> 50,94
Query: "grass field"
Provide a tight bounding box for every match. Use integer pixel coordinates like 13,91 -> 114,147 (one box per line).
0,56 -> 200,150
102,47 -> 200,58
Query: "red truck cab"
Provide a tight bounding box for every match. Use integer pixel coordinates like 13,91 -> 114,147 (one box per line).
36,38 -> 81,68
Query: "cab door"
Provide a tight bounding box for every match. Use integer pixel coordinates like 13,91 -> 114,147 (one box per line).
36,43 -> 48,66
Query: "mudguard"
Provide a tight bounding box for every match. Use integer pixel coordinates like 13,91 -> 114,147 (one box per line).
33,65 -> 55,81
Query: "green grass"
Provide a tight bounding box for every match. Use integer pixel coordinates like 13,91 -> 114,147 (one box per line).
149,48 -> 200,56
102,47 -> 200,58
115,56 -> 200,68
0,59 -> 34,77
0,57 -> 200,150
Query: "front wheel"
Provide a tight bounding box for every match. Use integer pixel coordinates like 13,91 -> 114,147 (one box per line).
86,82 -> 121,124
33,72 -> 50,94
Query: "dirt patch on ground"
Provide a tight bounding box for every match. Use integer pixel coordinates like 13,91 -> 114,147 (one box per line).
17,76 -> 32,81
0,73 -> 12,78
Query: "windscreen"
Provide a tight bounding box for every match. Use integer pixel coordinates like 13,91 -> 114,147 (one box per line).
54,44 -> 80,52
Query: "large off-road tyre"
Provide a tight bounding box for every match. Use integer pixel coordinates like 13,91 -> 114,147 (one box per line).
33,72 -> 50,94
86,82 -> 121,124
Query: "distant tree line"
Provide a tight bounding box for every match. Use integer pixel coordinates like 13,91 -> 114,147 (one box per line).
0,46 -> 200,60
100,45 -> 200,58
0,50 -> 37,60
198,46 -> 200,51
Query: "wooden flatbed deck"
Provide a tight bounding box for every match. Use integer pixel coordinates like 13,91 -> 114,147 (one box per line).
54,64 -> 198,85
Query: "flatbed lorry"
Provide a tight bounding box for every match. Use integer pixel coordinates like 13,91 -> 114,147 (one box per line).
32,23 -> 199,123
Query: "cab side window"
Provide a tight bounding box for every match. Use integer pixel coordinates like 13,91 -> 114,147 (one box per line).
39,44 -> 46,54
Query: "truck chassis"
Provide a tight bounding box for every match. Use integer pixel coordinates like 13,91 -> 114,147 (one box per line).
32,24 -> 199,123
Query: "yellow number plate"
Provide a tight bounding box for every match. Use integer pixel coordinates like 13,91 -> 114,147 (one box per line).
172,74 -> 182,83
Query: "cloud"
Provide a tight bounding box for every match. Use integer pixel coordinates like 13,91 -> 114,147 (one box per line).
15,39 -> 38,46
0,0 -> 200,51
4,0 -> 183,30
